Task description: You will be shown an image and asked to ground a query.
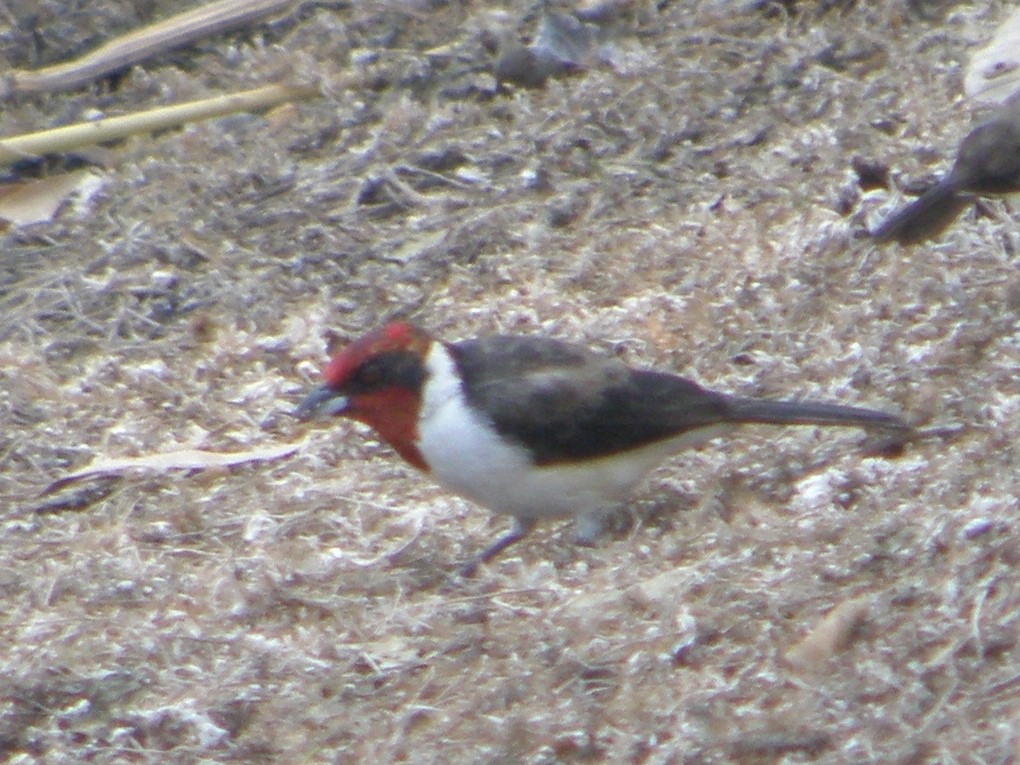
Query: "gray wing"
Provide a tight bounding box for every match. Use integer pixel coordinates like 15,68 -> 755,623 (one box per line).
449,335 -> 904,464
449,336 -> 732,465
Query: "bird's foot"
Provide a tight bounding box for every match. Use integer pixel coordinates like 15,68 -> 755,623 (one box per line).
458,517 -> 537,577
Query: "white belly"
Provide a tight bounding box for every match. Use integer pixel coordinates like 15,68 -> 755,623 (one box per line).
416,343 -> 730,520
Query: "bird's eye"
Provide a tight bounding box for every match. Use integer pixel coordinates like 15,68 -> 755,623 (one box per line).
355,362 -> 384,388
347,350 -> 423,393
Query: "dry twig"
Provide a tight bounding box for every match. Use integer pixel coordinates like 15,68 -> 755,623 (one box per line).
5,0 -> 297,95
0,83 -> 318,165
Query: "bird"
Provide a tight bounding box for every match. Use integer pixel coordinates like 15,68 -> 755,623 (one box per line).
872,90 -> 1020,245
296,322 -> 909,574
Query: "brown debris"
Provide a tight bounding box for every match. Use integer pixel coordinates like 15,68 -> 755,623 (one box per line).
0,1 -> 1017,763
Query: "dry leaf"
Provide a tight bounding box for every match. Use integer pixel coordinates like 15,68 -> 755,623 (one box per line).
45,441 -> 303,494
787,596 -> 872,668
965,7 -> 1020,104
0,170 -> 101,227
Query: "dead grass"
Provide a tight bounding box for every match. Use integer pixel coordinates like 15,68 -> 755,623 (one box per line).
2,0 -> 1019,762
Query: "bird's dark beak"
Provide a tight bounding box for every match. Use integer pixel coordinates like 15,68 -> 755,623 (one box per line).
294,385 -> 350,420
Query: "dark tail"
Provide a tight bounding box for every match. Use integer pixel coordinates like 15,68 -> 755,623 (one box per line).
871,182 -> 970,245
727,397 -> 907,431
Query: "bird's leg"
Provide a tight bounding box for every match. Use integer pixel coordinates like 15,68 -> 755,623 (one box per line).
460,517 -> 536,577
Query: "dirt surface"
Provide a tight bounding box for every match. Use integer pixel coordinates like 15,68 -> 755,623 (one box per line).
1,1 -> 1018,762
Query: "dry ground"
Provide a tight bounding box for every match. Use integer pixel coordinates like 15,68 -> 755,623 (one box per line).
1,1 -> 1019,762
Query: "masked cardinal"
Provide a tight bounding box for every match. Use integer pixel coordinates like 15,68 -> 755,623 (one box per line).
297,322 -> 908,574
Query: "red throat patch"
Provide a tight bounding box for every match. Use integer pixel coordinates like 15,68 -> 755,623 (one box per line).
347,386 -> 428,472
